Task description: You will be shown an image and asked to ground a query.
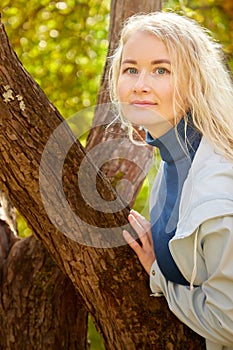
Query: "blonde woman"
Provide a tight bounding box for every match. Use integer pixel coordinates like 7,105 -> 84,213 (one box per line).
109,11 -> 233,350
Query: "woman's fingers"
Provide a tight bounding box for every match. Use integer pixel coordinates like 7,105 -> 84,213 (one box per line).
130,209 -> 151,230
123,230 -> 141,254
123,210 -> 156,275
128,214 -> 146,236
128,210 -> 152,247
123,210 -> 155,274
123,228 -> 156,275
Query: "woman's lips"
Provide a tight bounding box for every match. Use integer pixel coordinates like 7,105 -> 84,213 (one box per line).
131,100 -> 157,107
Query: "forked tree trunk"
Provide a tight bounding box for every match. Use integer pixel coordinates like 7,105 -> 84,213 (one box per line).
0,0 -> 206,349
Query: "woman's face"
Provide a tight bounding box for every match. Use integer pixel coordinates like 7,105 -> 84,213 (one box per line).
117,31 -> 185,138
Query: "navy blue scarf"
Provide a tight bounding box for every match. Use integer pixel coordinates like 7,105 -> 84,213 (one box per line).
146,115 -> 201,285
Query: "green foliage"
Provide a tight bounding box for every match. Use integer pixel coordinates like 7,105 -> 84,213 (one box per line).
2,0 -> 110,118
16,211 -> 32,237
88,317 -> 105,350
163,0 -> 233,70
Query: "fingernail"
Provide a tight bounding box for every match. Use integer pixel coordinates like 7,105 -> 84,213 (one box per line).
123,230 -> 129,237
130,209 -> 137,214
128,214 -> 135,221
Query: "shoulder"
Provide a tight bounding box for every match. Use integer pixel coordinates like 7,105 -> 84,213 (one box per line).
176,137 -> 233,238
191,137 -> 233,180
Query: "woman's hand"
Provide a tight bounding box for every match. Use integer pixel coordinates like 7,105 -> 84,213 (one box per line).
123,209 -> 156,275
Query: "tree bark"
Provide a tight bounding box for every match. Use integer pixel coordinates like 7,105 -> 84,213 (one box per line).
0,1 -> 206,349
0,232 -> 89,350
0,192 -> 89,350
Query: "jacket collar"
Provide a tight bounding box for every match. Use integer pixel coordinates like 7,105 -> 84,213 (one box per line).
146,114 -> 201,164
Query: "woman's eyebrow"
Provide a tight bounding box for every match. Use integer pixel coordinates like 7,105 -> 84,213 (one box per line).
151,59 -> 171,65
121,59 -> 137,65
121,59 -> 171,65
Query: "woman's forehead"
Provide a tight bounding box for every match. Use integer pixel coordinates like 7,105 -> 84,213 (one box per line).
121,31 -> 170,61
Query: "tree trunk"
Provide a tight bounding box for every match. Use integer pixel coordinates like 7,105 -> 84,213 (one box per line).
0,1 -> 206,349
0,193 -> 89,350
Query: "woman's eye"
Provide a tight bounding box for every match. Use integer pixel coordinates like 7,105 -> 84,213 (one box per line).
155,67 -> 168,75
125,67 -> 138,74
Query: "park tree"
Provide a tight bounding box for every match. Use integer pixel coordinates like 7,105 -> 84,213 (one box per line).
0,0 -> 231,349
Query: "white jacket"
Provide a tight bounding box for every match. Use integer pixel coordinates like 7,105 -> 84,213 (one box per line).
150,138 -> 233,349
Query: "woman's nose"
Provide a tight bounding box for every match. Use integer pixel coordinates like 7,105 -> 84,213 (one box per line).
133,72 -> 151,93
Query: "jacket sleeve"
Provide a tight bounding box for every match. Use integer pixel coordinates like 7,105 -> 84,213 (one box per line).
150,216 -> 233,346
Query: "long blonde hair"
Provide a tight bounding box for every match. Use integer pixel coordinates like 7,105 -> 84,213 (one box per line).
109,11 -> 233,160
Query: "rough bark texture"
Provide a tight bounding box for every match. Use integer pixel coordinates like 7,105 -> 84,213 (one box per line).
0,1 -> 206,349
0,232 -> 88,350
0,193 -> 89,350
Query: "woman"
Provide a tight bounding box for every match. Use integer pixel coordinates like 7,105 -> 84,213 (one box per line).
109,11 -> 233,349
